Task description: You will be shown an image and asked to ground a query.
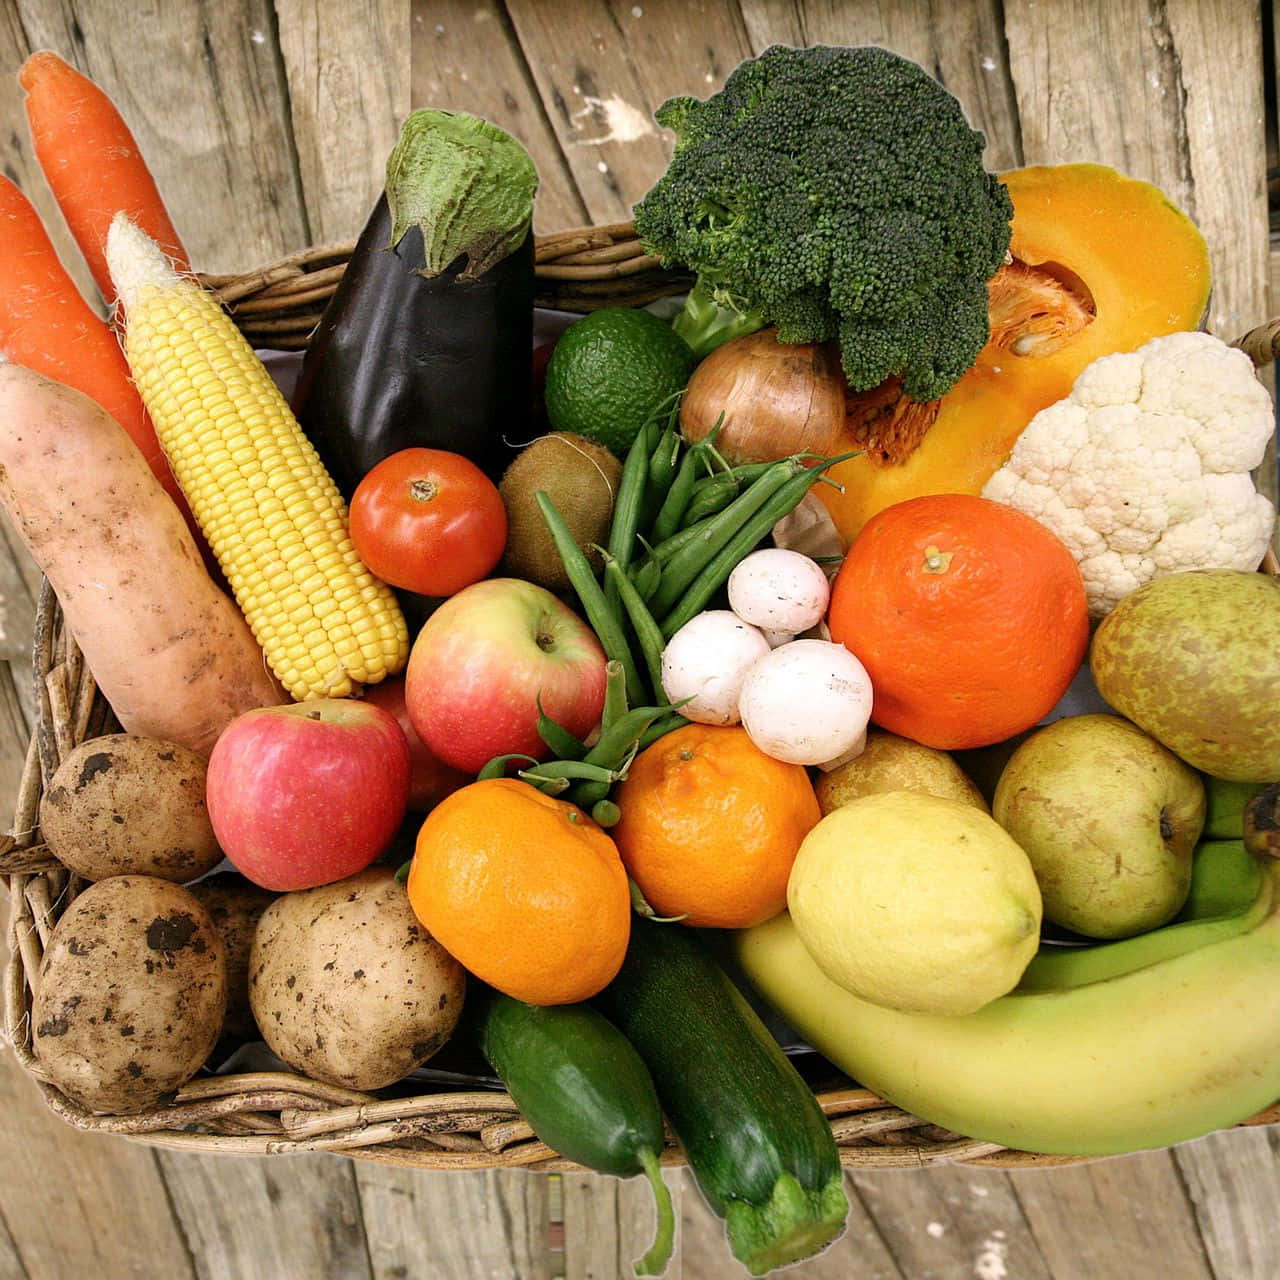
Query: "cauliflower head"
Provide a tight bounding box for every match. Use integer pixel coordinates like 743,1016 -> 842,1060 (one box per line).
982,330 -> 1277,617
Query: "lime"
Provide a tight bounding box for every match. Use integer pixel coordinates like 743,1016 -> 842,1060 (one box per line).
544,308 -> 696,456
786,790 -> 1042,1015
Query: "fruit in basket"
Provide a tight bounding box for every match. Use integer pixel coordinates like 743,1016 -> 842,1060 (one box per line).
1204,776 -> 1270,840
1091,569 -> 1280,782
249,867 -> 464,1090
404,577 -> 607,775
357,677 -> 468,812
498,433 -> 622,590
206,700 -> 411,892
39,734 -> 222,883
611,724 -> 820,928
292,111 -> 538,491
828,493 -> 1090,750
634,44 -> 1012,402
188,873 -> 277,1045
407,778 -> 630,1004
348,447 -> 507,598
815,729 -> 988,814
993,715 -> 1205,938
33,876 -> 227,1114
543,308 -> 696,456
787,791 -> 1042,1014
817,163 -> 1213,544
982,331 -> 1277,617
739,840 -> 1280,1156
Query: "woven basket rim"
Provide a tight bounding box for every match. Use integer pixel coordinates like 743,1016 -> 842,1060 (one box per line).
6,224 -> 1280,1169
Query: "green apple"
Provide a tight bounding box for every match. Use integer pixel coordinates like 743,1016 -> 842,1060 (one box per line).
815,729 -> 988,815
993,714 -> 1205,939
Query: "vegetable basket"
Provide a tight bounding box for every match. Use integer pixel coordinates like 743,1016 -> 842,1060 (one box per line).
4,220 -> 1280,1175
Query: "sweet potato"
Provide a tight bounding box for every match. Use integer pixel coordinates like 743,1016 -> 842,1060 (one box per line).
0,363 -> 284,754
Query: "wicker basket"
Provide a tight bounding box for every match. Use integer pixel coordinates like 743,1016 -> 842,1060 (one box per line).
4,223 -> 1280,1172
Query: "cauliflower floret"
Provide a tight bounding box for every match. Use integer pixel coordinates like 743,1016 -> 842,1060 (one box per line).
982,330 -> 1277,617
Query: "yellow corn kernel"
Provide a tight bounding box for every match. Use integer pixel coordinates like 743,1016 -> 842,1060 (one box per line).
106,214 -> 408,701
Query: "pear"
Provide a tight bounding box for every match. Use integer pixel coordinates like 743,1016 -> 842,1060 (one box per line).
815,729 -> 987,815
1090,569 -> 1280,783
994,714 -> 1205,939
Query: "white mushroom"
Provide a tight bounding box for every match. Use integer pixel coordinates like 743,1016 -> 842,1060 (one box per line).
737,639 -> 874,766
660,610 -> 771,725
728,548 -> 831,635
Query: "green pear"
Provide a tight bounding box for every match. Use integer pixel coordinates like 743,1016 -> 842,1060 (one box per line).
993,714 -> 1205,939
815,729 -> 987,816
1090,569 -> 1280,783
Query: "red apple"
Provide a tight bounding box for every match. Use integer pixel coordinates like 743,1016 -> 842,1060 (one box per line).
206,699 -> 411,891
405,577 -> 607,776
360,676 -> 469,811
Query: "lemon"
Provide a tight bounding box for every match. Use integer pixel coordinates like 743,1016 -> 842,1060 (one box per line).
787,790 -> 1042,1015
543,308 -> 696,456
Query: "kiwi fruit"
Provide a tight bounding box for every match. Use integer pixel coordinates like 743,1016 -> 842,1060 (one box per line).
499,433 -> 623,591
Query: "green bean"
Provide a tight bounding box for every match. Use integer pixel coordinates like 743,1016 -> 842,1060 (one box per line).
519,760 -> 622,783
584,704 -> 668,771
604,557 -> 668,703
605,422 -> 660,611
679,477 -> 739,527
537,491 -> 647,707
629,553 -> 662,603
536,695 -> 588,761
636,711 -> 691,751
477,752 -> 539,780
646,459 -> 801,618
649,438 -> 707,543
568,778 -> 612,810
647,426 -> 680,492
591,799 -> 622,827
648,521 -> 706,564
659,459 -> 842,639
601,659 -> 628,732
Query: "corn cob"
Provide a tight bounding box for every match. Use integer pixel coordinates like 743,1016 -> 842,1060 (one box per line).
106,213 -> 408,701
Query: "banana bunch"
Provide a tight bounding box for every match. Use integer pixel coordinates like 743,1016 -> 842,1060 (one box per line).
735,840 -> 1280,1156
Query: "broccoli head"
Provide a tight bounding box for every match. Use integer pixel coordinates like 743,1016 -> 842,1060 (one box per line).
633,45 -> 1013,402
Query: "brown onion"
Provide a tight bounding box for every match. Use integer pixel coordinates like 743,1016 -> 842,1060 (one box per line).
679,328 -> 849,463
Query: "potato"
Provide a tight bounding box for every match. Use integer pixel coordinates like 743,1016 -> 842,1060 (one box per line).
188,873 -> 277,1043
39,734 -> 222,883
249,867 -> 464,1090
33,876 -> 227,1114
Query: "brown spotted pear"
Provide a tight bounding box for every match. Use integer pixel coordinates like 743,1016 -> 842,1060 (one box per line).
1090,569 -> 1280,783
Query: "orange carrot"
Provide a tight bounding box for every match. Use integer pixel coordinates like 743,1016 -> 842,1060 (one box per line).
0,173 -> 203,548
19,50 -> 188,303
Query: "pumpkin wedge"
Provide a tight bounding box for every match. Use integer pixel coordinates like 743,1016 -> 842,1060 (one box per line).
819,163 -> 1212,544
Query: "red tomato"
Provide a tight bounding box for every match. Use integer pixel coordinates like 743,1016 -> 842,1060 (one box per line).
349,448 -> 507,597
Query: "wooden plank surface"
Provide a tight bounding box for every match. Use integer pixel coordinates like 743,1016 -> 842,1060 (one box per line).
1,0 -> 1279,1277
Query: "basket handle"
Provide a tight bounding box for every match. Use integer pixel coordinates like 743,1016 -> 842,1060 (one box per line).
1232,318 -> 1280,367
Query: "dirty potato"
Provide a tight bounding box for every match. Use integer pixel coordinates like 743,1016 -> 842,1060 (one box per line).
249,867 -> 464,1090
39,735 -> 223,882
33,876 -> 227,1114
188,872 -> 277,1043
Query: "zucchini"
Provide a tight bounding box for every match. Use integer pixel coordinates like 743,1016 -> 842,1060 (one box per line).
475,989 -> 674,1277
596,918 -> 848,1276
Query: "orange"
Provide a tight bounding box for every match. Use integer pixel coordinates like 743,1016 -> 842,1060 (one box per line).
612,724 -> 821,929
406,777 -> 630,1005
827,493 -> 1089,751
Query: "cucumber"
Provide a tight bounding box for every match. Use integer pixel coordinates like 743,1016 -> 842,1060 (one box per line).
596,918 -> 848,1276
475,989 -> 674,1277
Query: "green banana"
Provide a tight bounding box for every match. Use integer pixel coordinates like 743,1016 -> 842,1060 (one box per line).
734,850 -> 1280,1157
1019,840 -> 1265,990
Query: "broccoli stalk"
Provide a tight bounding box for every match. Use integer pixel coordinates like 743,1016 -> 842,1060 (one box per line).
635,45 -> 1013,402
671,278 -> 766,359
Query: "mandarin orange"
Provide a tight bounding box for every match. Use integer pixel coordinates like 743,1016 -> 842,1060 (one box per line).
827,493 -> 1089,750
611,724 -> 821,929
406,777 -> 630,1005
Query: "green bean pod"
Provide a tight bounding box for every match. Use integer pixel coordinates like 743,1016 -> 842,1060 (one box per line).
536,491 -> 647,707
604,557 -> 668,704
536,695 -> 588,761
605,423 -> 662,612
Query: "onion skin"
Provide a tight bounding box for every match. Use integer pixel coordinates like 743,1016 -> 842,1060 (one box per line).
679,328 -> 849,464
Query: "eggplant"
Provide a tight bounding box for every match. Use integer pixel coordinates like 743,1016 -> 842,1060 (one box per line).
292,111 -> 538,498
